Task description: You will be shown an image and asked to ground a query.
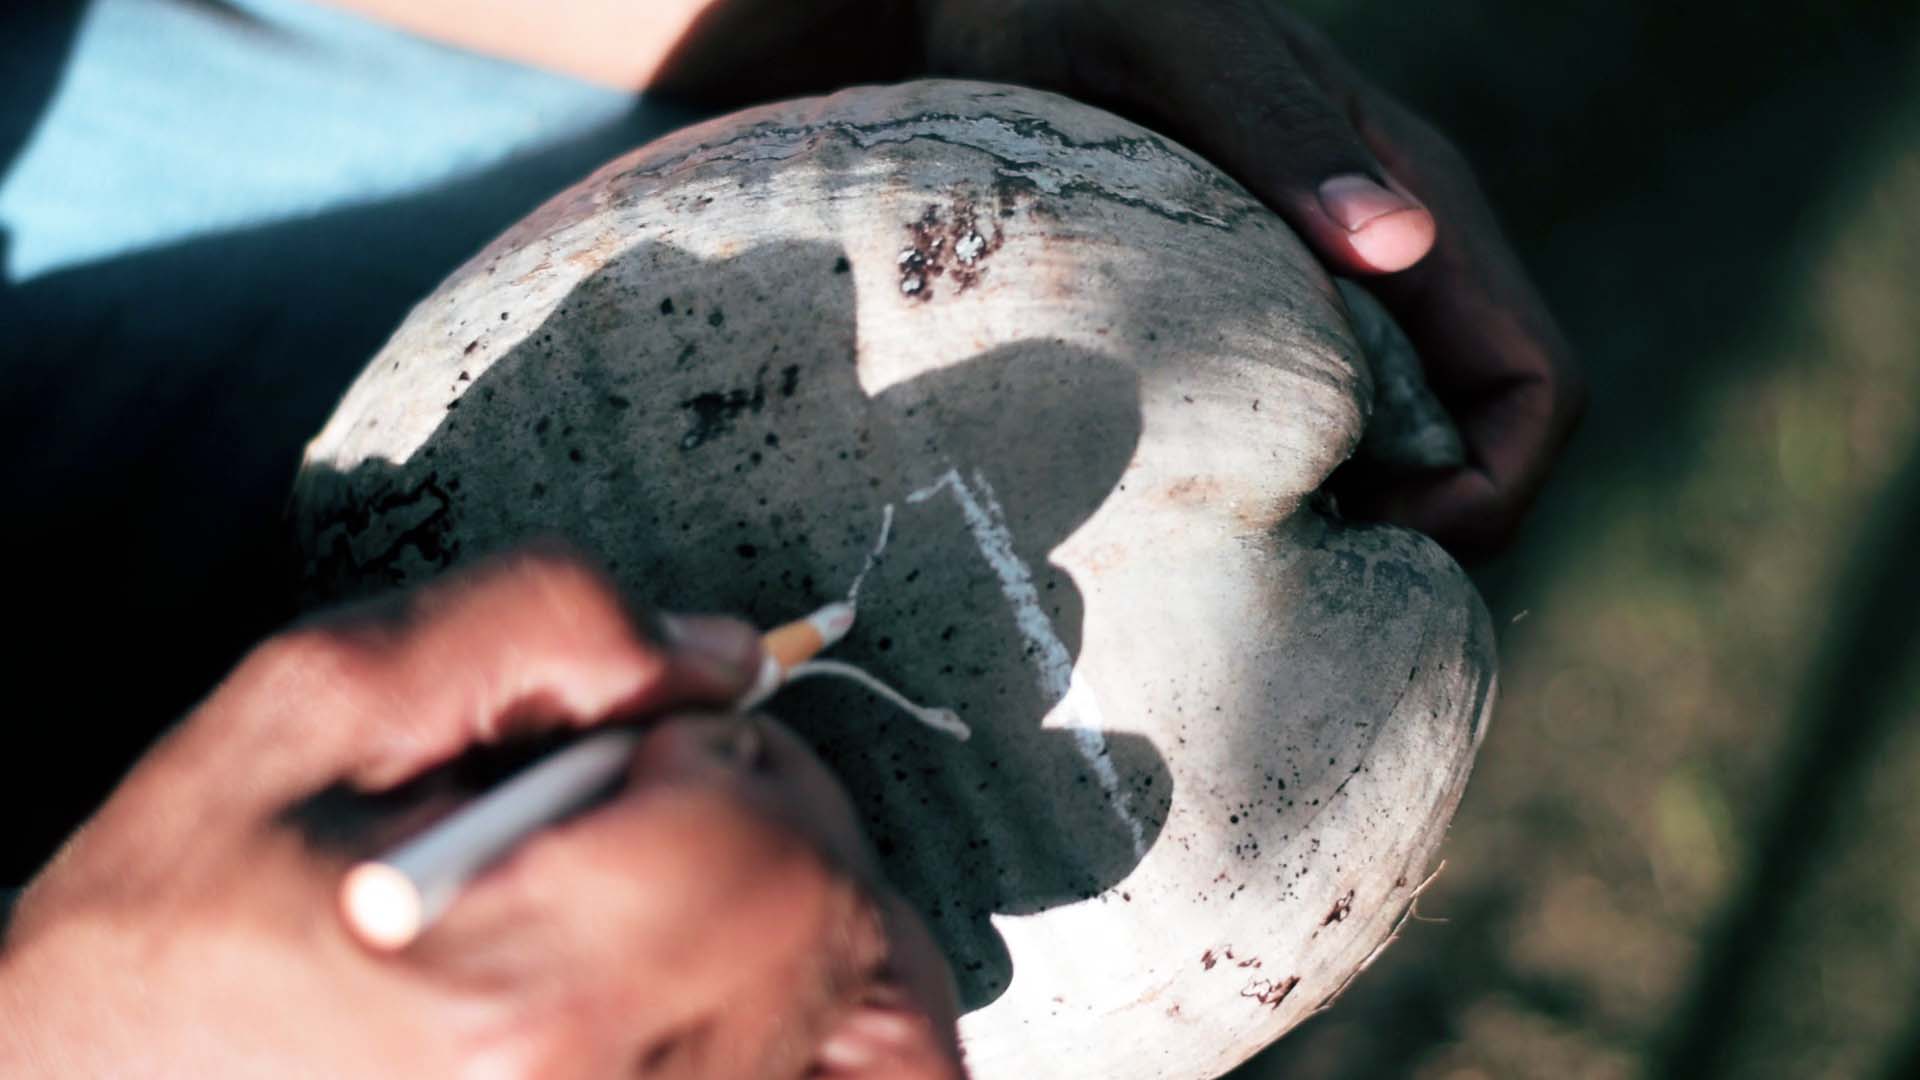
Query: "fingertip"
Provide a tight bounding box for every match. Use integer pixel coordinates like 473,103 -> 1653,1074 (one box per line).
1345,205 -> 1435,273
1308,174 -> 1436,274
660,612 -> 764,691
1317,173 -> 1417,230
813,1004 -> 963,1078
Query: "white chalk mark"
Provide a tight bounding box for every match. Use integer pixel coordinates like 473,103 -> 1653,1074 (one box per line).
785,659 -> 972,740
820,501 -> 971,739
907,467 -> 1149,859
847,503 -> 895,607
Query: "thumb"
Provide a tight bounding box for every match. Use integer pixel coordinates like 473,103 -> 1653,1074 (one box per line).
1111,7 -> 1435,273
1198,43 -> 1433,273
1309,170 -> 1436,275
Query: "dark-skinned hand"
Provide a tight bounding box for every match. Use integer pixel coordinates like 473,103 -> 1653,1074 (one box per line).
915,0 -> 1587,556
0,549 -> 963,1078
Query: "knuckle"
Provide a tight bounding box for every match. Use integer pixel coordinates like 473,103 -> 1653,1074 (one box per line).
498,545 -> 641,635
241,623 -> 388,695
455,1017 -> 562,1080
208,624 -> 393,748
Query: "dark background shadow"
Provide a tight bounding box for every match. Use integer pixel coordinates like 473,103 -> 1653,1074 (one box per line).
293,237 -> 1171,1009
1235,2 -> 1920,1077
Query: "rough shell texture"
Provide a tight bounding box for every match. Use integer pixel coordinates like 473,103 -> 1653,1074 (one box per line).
291,80 -> 1494,1079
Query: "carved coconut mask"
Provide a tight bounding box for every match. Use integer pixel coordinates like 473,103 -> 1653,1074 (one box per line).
291,80 -> 1494,1079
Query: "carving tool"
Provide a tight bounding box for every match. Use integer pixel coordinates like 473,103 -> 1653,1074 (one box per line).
340,602 -> 855,950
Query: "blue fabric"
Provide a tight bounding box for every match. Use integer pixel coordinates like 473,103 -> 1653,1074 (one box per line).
0,0 -> 703,878
1,0 -> 685,281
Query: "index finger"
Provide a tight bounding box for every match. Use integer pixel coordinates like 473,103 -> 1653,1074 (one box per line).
183,544 -> 763,802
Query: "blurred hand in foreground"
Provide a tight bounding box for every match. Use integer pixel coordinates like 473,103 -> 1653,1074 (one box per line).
0,548 -> 962,1078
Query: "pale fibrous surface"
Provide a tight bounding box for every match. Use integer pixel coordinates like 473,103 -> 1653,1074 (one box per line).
291,80 -> 1495,1079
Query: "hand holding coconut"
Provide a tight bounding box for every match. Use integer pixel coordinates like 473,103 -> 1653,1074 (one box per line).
915,0 -> 1587,555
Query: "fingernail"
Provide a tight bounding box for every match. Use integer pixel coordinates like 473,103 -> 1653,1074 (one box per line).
1318,173 -> 1420,232
816,1032 -> 877,1070
659,613 -> 760,682
815,1009 -> 922,1070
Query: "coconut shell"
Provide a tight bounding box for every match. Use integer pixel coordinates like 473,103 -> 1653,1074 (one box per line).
290,80 -> 1494,1079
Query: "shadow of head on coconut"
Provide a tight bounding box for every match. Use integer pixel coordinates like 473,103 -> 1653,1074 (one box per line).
295,237 -> 1173,1009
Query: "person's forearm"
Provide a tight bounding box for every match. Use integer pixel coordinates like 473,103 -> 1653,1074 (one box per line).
319,0 -> 923,101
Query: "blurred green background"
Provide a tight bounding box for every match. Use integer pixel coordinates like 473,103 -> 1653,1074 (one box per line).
1235,2 -> 1920,1077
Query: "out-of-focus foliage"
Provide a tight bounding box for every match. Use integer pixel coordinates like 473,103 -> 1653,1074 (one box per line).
1237,2 -> 1920,1077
